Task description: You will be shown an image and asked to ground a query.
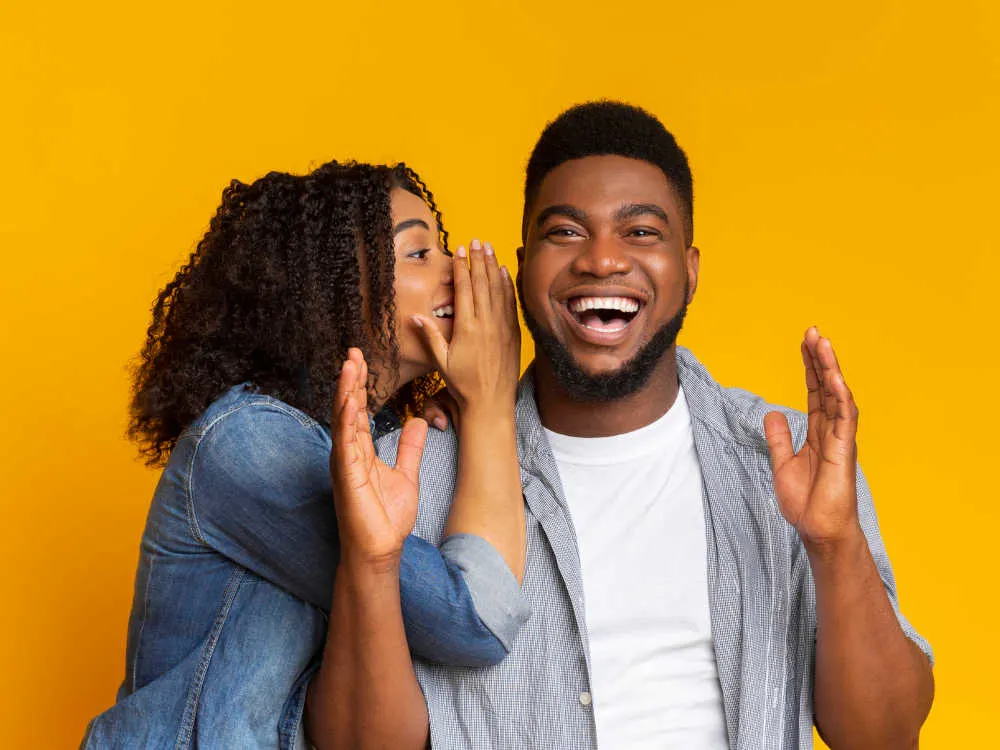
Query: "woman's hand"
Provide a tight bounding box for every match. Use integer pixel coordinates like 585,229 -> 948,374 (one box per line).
329,347 -> 428,567
421,386 -> 460,432
412,239 -> 520,418
309,347 -> 431,750
411,240 -> 527,583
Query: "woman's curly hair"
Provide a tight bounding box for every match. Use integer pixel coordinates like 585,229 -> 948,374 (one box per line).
129,160 -> 448,465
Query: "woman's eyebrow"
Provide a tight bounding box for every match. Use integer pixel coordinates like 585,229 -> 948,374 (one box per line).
614,203 -> 669,223
393,218 -> 430,236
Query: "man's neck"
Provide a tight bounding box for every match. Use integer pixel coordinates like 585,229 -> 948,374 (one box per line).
532,349 -> 681,437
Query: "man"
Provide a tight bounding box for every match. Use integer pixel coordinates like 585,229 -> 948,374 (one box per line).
324,101 -> 934,749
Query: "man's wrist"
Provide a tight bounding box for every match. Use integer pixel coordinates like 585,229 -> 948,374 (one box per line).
804,521 -> 869,571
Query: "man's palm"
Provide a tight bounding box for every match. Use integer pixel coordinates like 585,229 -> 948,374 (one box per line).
764,330 -> 860,547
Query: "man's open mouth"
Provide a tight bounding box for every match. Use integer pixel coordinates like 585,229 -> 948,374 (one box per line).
566,295 -> 643,333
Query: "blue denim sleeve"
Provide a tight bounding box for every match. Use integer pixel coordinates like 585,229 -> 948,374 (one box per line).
187,399 -> 509,665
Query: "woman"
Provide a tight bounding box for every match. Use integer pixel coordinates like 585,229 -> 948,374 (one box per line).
82,161 -> 527,748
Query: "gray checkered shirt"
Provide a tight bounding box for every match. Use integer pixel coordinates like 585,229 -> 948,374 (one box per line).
376,346 -> 932,749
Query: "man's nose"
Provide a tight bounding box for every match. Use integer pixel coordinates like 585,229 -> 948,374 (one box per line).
571,236 -> 632,277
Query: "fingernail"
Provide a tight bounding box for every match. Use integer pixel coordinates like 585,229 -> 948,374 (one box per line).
484,241 -> 494,256
411,315 -> 424,328
501,265 -> 510,279
456,245 -> 467,258
471,238 -> 482,252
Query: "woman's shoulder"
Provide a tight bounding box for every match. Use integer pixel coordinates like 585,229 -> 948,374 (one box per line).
177,385 -> 333,518
181,385 -> 331,475
183,384 -> 325,437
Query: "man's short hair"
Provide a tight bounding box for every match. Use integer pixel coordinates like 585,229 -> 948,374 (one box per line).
522,101 -> 694,244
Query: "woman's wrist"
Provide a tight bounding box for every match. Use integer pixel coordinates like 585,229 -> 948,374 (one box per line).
337,545 -> 404,580
457,396 -> 516,422
458,410 -> 516,442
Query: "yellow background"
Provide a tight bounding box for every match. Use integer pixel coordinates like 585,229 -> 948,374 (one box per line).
2,1 -> 997,747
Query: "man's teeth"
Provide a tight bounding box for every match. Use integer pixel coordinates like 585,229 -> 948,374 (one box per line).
568,296 -> 640,314
433,305 -> 454,318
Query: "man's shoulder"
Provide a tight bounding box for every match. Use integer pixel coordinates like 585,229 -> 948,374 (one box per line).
376,424 -> 458,542
375,421 -> 459,469
676,347 -> 807,449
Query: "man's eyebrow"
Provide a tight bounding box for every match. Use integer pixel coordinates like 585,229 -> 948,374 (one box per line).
614,203 -> 670,223
393,218 -> 430,236
535,205 -> 588,227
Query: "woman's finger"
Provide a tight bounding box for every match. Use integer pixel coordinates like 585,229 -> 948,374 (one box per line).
353,349 -> 375,453
394,417 -> 428,487
422,397 -> 450,431
453,245 -> 473,325
331,392 -> 362,493
469,238 -> 491,318
501,265 -> 518,335
334,357 -> 358,421
411,315 -> 450,374
484,241 -> 504,315
437,387 -> 462,432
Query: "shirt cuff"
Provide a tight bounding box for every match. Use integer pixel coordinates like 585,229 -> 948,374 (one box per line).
439,532 -> 531,652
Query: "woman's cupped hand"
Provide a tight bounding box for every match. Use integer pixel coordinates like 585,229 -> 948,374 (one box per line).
411,239 -> 520,429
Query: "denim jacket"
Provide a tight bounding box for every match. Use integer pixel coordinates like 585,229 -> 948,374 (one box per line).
82,385 -> 530,749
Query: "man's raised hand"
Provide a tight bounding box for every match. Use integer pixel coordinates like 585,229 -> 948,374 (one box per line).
763,327 -> 863,550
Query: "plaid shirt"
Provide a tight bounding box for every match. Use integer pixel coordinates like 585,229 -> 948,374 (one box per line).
377,346 -> 932,749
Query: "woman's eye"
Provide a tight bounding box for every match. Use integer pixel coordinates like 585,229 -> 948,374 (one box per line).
408,248 -> 431,259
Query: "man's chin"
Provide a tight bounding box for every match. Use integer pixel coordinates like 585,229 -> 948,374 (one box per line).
563,350 -> 641,379
522,302 -> 688,403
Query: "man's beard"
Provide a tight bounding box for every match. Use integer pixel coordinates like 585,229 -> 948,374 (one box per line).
518,276 -> 688,403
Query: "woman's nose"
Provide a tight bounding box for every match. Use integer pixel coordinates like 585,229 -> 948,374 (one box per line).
439,251 -> 454,285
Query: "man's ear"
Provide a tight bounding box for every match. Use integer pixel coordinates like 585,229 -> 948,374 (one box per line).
514,247 -> 525,304
685,245 -> 700,304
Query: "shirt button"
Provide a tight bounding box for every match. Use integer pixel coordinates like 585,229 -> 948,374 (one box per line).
579,691 -> 592,706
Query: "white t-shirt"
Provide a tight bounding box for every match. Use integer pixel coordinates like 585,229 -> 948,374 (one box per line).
543,387 -> 728,749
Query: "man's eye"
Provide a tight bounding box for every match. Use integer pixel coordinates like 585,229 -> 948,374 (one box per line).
546,228 -> 582,238
628,228 -> 662,239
